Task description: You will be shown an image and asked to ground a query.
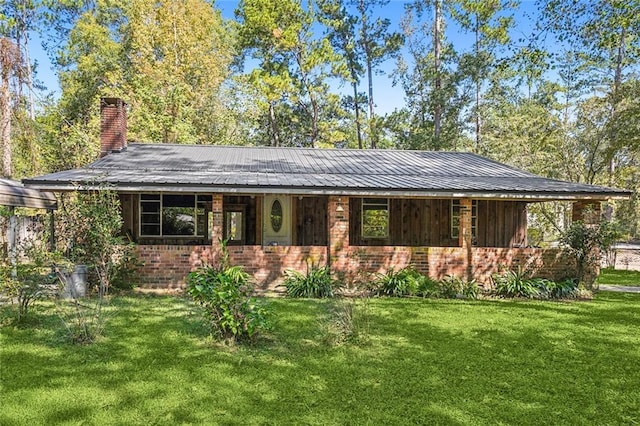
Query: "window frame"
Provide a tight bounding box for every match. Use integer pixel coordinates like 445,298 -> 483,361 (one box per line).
451,199 -> 478,240
361,198 -> 390,239
138,193 -> 211,238
223,204 -> 246,244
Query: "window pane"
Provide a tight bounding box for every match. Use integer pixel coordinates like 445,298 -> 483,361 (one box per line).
141,194 -> 160,201
362,198 -> 389,238
141,224 -> 160,236
141,201 -> 160,213
163,194 -> 195,208
162,207 -> 195,235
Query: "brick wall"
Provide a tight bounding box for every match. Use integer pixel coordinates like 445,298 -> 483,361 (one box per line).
135,244 -> 576,291
135,244 -> 328,291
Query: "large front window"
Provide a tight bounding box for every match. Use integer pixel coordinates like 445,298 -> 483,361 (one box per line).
362,198 -> 389,238
139,194 -> 211,237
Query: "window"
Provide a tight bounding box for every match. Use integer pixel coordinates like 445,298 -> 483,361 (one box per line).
451,200 -> 477,239
362,198 -> 389,238
139,194 -> 211,237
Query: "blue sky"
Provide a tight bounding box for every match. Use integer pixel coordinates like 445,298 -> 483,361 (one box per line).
30,0 -> 542,115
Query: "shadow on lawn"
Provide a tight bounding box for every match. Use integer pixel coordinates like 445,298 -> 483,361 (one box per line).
2,294 -> 639,424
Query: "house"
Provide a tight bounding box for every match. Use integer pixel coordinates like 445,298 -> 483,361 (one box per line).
23,98 -> 632,290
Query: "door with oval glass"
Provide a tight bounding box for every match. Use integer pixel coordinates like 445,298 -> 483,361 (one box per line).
263,195 -> 291,246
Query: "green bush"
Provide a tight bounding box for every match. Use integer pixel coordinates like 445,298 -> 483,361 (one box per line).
416,276 -> 441,298
372,267 -> 423,297
438,275 -> 464,298
539,278 -> 579,299
186,265 -> 270,343
492,267 -> 540,298
461,279 -> 481,299
283,262 -> 339,298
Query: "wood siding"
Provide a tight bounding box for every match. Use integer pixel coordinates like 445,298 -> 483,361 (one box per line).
294,196 -> 328,246
350,198 -> 526,248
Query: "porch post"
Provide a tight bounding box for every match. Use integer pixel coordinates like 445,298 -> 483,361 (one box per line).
211,194 -> 224,261
572,200 -> 601,225
327,196 -> 349,270
458,198 -> 473,281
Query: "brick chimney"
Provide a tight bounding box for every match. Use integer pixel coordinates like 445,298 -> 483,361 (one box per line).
100,97 -> 127,157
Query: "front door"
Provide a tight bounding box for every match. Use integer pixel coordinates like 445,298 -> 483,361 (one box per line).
263,195 -> 291,246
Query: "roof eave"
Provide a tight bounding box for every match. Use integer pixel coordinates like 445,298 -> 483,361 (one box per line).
22,181 -> 631,201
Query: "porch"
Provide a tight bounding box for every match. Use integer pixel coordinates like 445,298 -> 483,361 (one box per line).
121,193 -> 580,290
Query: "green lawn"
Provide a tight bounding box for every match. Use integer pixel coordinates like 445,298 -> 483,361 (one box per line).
1,293 -> 639,425
598,268 -> 640,286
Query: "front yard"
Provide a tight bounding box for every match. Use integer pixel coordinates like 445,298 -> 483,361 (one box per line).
597,268 -> 640,287
1,292 -> 639,425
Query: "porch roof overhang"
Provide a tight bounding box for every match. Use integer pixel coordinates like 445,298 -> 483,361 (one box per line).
0,178 -> 57,209
22,144 -> 632,202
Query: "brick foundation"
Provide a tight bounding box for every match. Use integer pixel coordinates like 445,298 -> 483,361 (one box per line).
134,244 -> 576,291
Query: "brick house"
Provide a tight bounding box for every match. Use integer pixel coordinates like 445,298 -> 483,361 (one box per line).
24,98 -> 632,290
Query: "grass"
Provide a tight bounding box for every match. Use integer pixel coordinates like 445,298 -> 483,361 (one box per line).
597,268 -> 640,286
1,292 -> 640,425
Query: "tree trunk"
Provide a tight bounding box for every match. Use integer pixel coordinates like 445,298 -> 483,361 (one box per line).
474,13 -> 481,153
352,78 -> 363,149
268,101 -> 281,147
1,53 -> 12,178
433,0 -> 442,142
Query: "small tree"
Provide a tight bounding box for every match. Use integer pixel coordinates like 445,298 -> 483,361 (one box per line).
56,186 -> 135,296
560,220 -> 621,289
186,240 -> 270,343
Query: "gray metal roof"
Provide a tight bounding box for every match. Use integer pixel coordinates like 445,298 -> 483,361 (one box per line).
0,178 -> 57,209
23,144 -> 632,200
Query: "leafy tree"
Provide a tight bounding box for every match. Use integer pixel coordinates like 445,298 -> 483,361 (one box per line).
236,0 -> 341,148
391,1 -> 468,150
353,0 -> 403,148
450,0 -> 516,154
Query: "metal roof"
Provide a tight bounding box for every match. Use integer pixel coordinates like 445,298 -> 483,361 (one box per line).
23,144 -> 632,201
0,178 -> 57,209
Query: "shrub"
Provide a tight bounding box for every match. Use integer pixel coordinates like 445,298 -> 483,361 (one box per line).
416,276 -> 441,298
461,279 -> 481,299
372,267 -> 423,297
492,267 -> 540,298
540,278 -> 579,299
283,262 -> 340,298
186,265 -> 270,343
438,275 -> 464,298
560,220 -> 621,289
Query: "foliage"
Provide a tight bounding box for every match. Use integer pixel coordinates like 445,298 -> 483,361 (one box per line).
55,188 -> 133,295
438,274 -> 464,298
541,278 -> 579,299
0,227 -> 65,321
415,275 -> 442,298
186,264 -> 270,343
371,266 -> 423,297
283,262 -> 340,298
492,266 -> 540,298
560,220 -> 622,288
492,267 -> 582,300
0,263 -> 56,322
